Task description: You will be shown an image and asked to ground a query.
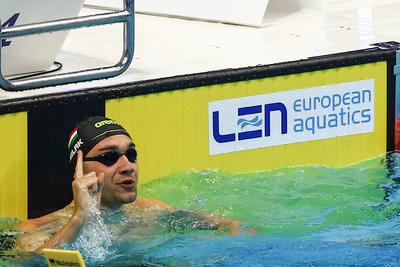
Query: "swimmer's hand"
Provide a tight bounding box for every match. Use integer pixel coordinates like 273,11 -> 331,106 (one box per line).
31,151 -> 104,251
72,150 -> 104,216
208,215 -> 241,235
161,210 -> 241,235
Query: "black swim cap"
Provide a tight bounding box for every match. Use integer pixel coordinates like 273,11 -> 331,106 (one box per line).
68,116 -> 131,164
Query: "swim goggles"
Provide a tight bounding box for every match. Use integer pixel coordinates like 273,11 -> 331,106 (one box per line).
83,148 -> 137,166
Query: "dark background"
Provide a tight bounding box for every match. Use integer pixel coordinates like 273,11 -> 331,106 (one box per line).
28,102 -> 105,218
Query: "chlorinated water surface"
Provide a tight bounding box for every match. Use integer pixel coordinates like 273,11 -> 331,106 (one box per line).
2,153 -> 400,266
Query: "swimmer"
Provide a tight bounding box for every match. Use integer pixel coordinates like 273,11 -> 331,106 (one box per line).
15,116 -> 240,252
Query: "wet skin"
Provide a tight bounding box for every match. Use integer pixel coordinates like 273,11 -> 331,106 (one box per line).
82,135 -> 139,209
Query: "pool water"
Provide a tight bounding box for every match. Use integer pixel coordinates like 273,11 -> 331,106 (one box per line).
2,153 -> 400,266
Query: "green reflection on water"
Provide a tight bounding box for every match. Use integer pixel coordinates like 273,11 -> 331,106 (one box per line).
139,156 -> 395,236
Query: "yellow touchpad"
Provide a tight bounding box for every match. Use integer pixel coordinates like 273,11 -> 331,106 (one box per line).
43,248 -> 86,267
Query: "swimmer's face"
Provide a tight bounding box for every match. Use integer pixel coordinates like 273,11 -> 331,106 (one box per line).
83,134 -> 138,209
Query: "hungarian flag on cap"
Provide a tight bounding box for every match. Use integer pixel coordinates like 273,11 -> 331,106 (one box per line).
68,128 -> 78,149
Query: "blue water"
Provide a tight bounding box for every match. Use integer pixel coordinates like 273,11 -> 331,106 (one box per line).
6,235 -> 400,266
3,152 -> 400,266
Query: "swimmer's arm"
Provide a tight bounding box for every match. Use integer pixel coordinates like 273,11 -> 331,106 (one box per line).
16,217 -> 51,232
202,213 -> 241,235
133,199 -> 241,234
14,217 -> 52,252
35,211 -> 86,252
35,151 -> 104,251
13,210 -> 84,252
164,209 -> 241,235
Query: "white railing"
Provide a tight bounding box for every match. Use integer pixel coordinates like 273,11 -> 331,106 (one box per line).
0,0 -> 134,91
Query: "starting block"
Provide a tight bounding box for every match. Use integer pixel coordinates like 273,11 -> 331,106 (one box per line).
0,0 -> 84,76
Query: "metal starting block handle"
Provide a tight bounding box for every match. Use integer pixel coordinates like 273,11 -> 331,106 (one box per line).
0,0 -> 134,91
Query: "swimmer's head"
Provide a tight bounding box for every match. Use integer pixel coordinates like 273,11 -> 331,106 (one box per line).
67,116 -> 130,166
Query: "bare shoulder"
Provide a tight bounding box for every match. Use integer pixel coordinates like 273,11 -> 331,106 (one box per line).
16,203 -> 74,232
126,198 -> 173,211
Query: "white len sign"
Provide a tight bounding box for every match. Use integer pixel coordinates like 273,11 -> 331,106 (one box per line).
209,80 -> 375,155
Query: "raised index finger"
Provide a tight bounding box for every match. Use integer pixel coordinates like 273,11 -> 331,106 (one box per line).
74,150 -> 83,179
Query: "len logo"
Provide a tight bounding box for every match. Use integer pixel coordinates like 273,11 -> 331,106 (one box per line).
212,102 -> 287,143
